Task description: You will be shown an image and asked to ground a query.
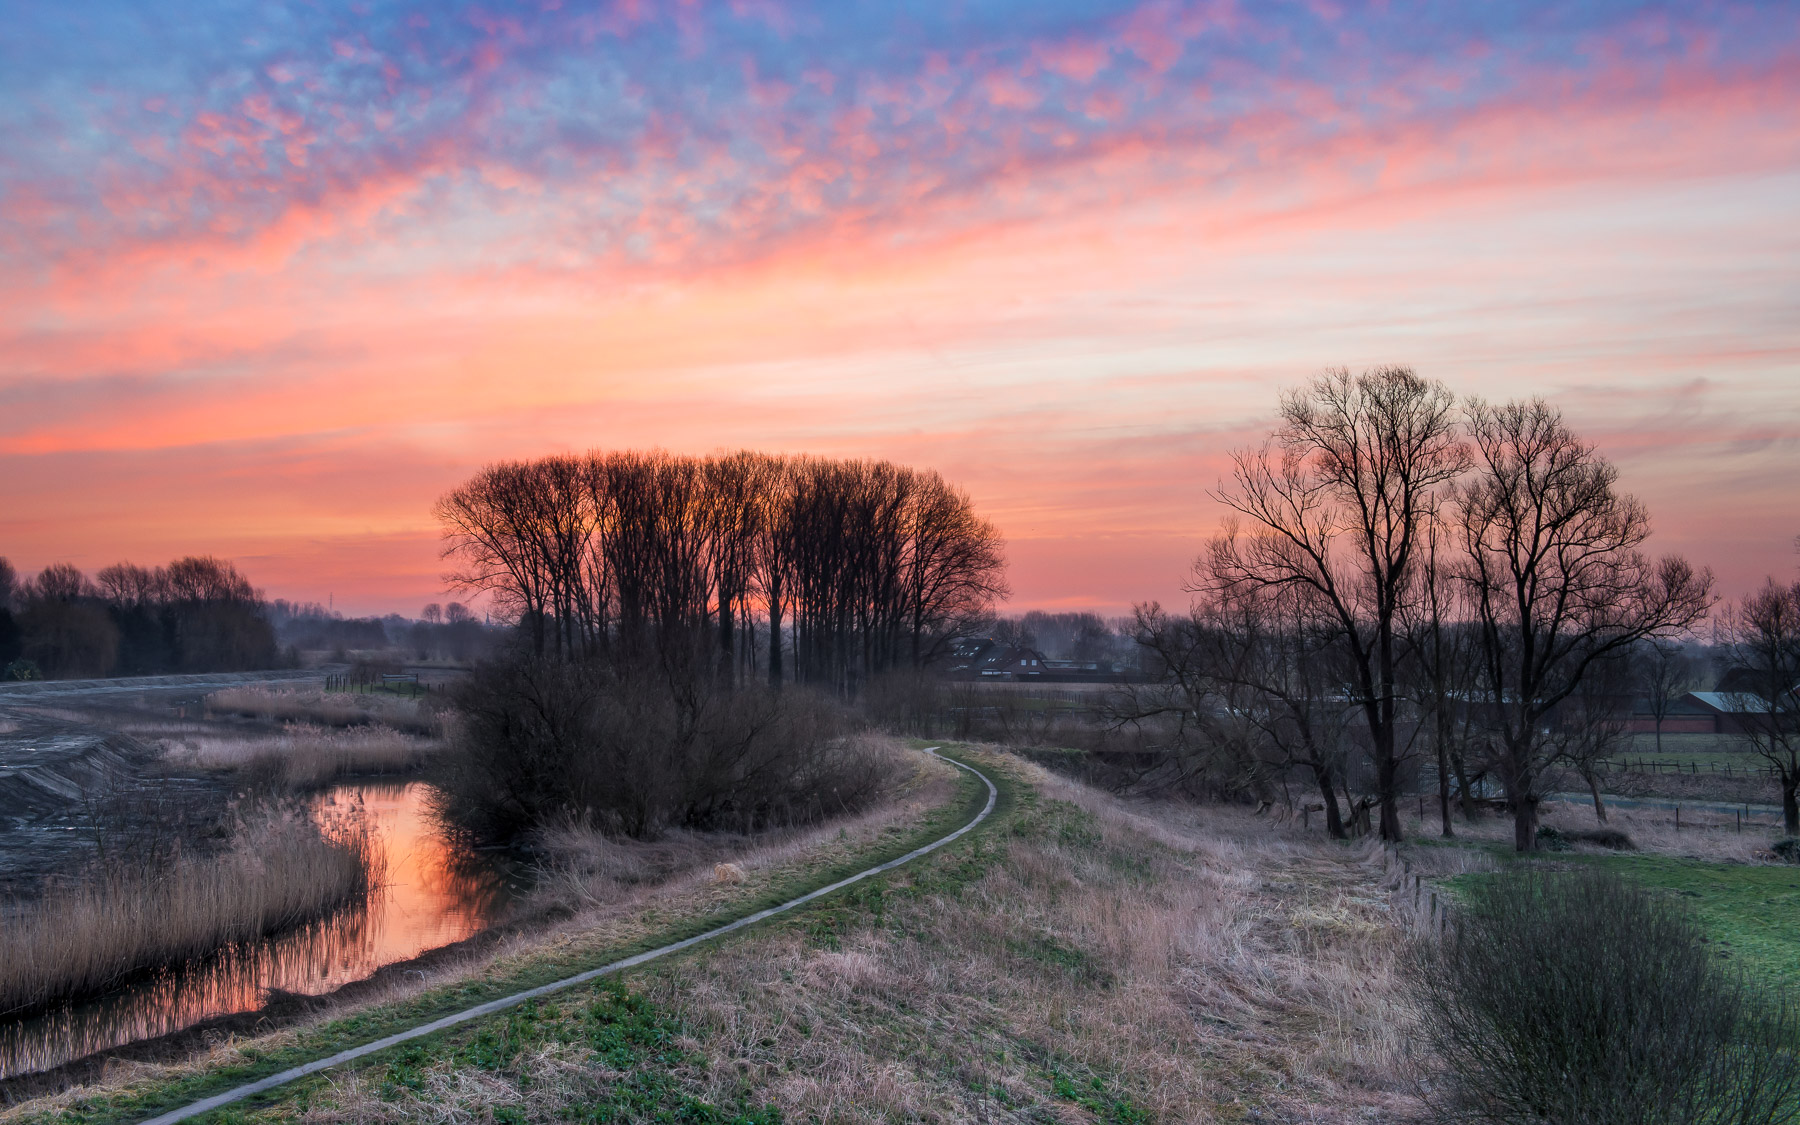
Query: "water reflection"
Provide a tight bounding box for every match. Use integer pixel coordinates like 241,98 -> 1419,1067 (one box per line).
0,781 -> 510,1080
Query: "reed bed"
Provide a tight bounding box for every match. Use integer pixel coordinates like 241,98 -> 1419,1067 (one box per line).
205,688 -> 439,736
0,809 -> 379,1016
163,724 -> 440,787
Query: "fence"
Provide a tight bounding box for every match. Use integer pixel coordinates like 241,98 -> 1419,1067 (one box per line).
1378,843 -> 1451,939
1594,757 -> 1778,778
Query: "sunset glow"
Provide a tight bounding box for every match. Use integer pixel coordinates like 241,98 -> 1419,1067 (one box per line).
4,2 -> 1797,614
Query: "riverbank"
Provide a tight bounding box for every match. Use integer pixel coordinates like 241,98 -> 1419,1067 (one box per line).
0,744 -> 987,1119
1,747 -> 1429,1125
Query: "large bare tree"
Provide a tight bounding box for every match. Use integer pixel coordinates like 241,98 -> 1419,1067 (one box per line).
1455,399 -> 1713,850
1209,366 -> 1467,842
1720,579 -> 1800,834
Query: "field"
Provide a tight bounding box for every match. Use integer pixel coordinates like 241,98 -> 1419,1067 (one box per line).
1406,798 -> 1800,992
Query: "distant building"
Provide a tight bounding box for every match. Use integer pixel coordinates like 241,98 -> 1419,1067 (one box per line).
1625,691 -> 1725,734
941,636 -> 1142,682
1682,691 -> 1774,735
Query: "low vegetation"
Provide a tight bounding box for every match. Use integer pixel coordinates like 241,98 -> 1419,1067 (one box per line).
1411,867 -> 1800,1124
161,724 -> 441,788
0,808 -> 378,1017
436,657 -> 896,842
205,687 -> 440,736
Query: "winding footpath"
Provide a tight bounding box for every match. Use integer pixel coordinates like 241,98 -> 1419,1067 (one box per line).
138,747 -> 998,1125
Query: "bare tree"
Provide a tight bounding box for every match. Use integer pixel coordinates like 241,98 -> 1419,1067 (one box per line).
1403,514 -> 1486,836
1636,639 -> 1701,756
1720,579 -> 1800,834
1562,652 -> 1635,824
0,557 -> 15,613
1455,399 -> 1713,851
437,449 -> 1006,695
1197,577 -> 1358,837
1122,602 -> 1282,812
1209,366 -> 1467,842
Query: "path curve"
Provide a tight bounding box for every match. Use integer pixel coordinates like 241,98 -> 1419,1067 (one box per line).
138,747 -> 998,1125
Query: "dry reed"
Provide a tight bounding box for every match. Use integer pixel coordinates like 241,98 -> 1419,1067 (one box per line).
205,688 -> 439,735
0,808 -> 379,1016
162,724 -> 440,787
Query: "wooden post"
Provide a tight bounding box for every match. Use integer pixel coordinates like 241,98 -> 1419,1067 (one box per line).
1676,806 -> 1681,831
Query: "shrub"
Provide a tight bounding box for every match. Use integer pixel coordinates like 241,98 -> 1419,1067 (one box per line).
1533,825 -> 1570,851
1410,868 -> 1800,1124
1568,827 -> 1634,850
434,655 -> 896,843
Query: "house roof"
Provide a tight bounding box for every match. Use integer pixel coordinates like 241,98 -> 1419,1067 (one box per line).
1688,691 -> 1773,714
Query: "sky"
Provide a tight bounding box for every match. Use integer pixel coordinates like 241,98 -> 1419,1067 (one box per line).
2,0 -> 1796,618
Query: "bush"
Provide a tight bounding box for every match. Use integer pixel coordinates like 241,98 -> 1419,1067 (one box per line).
1410,868 -> 1800,1124
1568,827 -> 1635,850
435,655 -> 896,843
1533,825 -> 1570,851
1774,838 -> 1800,864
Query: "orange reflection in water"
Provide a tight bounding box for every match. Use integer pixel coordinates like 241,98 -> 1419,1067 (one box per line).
0,782 -> 510,1080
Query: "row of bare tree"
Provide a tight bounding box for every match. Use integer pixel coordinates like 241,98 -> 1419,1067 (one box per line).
0,556 -> 279,679
436,450 -> 1008,692
1124,367 -> 1717,849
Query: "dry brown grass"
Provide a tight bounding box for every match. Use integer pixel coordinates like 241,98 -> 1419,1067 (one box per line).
288,751 -> 1422,1124
161,724 -> 440,787
205,688 -> 439,735
0,809 -> 379,1016
1416,800 -> 1784,865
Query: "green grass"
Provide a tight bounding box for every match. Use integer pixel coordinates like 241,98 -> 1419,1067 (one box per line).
1442,850 -> 1800,989
1584,854 -> 1800,988
16,746 -> 1006,1125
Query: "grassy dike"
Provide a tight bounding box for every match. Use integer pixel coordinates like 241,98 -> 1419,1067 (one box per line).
13,744 -> 1012,1125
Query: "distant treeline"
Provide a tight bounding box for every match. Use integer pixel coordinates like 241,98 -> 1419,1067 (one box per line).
268,599 -> 493,663
437,450 -> 1008,692
0,556 -> 278,680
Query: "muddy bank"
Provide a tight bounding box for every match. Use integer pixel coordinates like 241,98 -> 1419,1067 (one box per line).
0,712 -> 229,896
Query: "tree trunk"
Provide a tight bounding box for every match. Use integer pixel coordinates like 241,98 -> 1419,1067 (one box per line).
1586,772 -> 1608,823
1452,748 -> 1478,821
1512,793 -> 1538,851
1436,707 -> 1454,838
1784,776 -> 1799,837
718,591 -> 735,688
1313,766 -> 1348,841
1655,719 -> 1663,756
1377,743 -> 1402,843
767,581 -> 784,690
